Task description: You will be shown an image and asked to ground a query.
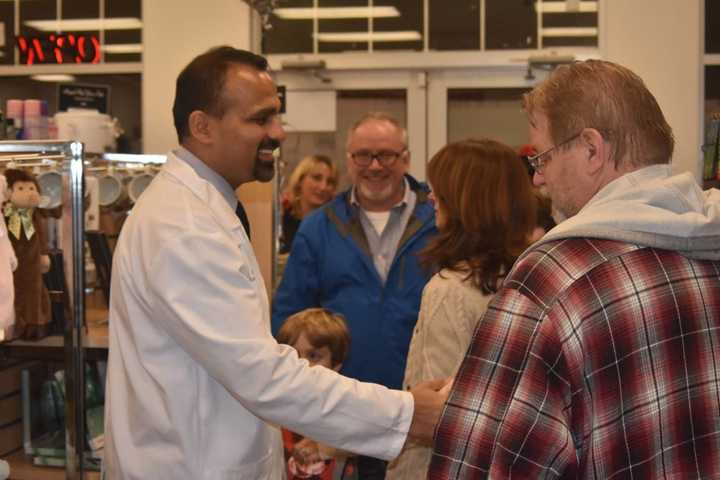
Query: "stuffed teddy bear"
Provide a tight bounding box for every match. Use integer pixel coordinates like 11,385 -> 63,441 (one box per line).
0,174 -> 17,341
2,168 -> 51,340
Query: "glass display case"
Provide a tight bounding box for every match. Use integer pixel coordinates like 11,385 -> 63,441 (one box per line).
0,140 -> 91,480
0,142 -> 163,479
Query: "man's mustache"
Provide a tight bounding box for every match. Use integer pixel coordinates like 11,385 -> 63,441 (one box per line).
258,138 -> 281,152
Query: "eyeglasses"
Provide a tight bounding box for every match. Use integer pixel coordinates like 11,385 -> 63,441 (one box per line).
349,149 -> 406,167
525,133 -> 581,174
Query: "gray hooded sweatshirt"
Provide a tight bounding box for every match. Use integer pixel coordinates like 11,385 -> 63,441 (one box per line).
525,164 -> 720,262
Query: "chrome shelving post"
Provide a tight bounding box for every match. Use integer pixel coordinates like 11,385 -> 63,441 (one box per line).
0,140 -> 86,479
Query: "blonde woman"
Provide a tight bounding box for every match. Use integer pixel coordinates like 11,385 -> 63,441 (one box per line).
280,155 -> 337,254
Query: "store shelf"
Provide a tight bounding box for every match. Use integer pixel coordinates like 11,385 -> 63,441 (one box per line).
1,309 -> 109,478
3,450 -> 101,480
1,309 -> 108,362
1,140 -> 96,480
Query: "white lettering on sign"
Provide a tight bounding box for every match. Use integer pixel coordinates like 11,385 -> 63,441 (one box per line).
62,88 -> 105,98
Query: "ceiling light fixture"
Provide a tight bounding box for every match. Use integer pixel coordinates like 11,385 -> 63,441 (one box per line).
31,74 -> 77,82
103,153 -> 167,164
535,1 -> 597,13
24,17 -> 142,32
102,43 -> 143,54
541,27 -> 598,37
315,31 -> 421,43
274,6 -> 400,20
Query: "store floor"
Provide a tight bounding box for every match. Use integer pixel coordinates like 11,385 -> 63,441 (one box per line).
5,450 -> 101,480
3,306 -> 108,479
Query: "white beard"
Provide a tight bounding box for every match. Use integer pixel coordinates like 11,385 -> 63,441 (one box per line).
357,180 -> 394,204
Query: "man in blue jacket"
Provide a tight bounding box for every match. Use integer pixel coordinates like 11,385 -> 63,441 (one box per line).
272,112 -> 436,479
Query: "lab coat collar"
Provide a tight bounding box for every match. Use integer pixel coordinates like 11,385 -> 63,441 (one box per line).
162,151 -> 247,239
173,146 -> 238,209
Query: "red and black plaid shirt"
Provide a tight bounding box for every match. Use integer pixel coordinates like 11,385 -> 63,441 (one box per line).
429,238 -> 720,479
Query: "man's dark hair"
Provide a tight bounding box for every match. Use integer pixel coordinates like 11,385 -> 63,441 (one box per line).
172,46 -> 269,143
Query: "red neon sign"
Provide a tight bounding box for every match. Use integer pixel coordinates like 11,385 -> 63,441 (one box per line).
16,34 -> 101,65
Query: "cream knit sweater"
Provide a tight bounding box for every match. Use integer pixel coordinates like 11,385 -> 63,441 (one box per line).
386,268 -> 493,480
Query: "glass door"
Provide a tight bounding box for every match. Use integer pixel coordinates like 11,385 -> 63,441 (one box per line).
426,68 -> 543,159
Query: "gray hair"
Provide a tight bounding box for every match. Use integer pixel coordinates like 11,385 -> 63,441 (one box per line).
347,112 -> 408,148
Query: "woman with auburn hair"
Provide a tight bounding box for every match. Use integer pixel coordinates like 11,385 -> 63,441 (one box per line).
280,154 -> 338,254
386,138 -> 537,480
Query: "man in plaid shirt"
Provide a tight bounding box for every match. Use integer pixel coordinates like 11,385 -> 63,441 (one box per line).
429,60 -> 720,479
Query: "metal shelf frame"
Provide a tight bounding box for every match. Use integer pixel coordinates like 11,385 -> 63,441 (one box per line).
0,140 -> 86,480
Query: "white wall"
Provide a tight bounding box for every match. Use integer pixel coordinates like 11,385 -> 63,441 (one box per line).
603,0 -> 703,178
142,0 -> 253,154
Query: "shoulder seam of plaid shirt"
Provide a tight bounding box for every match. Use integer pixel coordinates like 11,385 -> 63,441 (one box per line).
429,237 -> 720,479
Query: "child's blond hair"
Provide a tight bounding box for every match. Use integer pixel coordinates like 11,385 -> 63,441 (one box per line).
276,308 -> 350,367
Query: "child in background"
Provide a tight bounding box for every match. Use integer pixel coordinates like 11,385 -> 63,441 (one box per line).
276,308 -> 355,480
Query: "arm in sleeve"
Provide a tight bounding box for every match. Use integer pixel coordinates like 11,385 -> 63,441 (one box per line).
429,289 -> 577,478
148,230 -> 413,461
271,231 -> 321,335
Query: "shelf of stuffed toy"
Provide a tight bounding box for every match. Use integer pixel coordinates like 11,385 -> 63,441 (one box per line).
0,140 -> 91,479
1,307 -> 108,361
0,146 -> 167,479
0,150 -> 114,344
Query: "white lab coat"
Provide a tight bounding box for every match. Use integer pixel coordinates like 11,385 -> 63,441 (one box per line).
104,152 -> 413,479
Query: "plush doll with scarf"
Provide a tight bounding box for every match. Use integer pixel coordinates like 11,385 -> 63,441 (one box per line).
2,168 -> 51,340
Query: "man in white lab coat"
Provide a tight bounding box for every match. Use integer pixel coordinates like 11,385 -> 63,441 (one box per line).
103,46 -> 446,479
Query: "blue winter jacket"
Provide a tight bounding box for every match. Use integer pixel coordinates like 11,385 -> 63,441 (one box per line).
272,175 -> 437,389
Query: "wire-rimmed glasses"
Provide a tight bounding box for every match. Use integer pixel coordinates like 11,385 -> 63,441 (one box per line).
525,133 -> 581,174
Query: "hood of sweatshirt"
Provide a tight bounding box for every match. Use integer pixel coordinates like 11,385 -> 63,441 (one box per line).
525,164 -> 720,261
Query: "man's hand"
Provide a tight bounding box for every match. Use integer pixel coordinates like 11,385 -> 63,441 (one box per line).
407,378 -> 451,446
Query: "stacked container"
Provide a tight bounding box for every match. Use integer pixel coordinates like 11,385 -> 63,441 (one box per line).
6,99 -> 23,139
23,99 -> 49,140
